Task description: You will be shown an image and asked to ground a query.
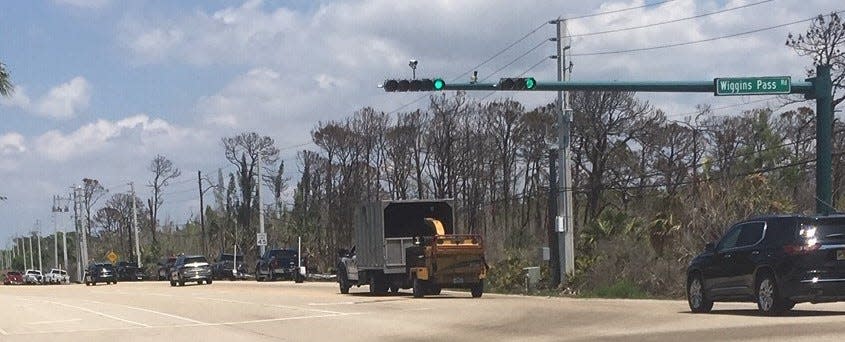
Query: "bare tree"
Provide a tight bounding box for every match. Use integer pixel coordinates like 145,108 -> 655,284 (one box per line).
82,178 -> 107,236
147,155 -> 181,246
787,12 -> 845,109
222,132 -> 279,255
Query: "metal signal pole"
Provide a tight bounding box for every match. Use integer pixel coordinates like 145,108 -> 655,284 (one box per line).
130,182 -> 141,266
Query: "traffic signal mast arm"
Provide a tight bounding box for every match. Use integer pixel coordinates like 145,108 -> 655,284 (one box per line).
435,79 -> 814,95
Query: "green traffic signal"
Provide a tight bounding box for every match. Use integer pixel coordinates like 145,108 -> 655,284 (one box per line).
433,78 -> 445,90
382,78 -> 445,92
525,77 -> 536,90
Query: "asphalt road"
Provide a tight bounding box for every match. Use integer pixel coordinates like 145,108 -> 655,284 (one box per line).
2,281 -> 845,341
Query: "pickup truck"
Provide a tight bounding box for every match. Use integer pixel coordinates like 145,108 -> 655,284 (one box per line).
255,248 -> 305,283
212,252 -> 246,280
43,268 -> 70,284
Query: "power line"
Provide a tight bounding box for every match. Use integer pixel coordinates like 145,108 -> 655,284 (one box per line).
665,98 -> 774,120
564,0 -> 678,20
569,0 -> 774,38
571,10 -> 845,56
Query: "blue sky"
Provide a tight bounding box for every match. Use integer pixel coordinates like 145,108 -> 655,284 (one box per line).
1,0 -> 841,247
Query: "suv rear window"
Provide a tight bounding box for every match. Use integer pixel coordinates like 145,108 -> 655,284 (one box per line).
806,217 -> 845,242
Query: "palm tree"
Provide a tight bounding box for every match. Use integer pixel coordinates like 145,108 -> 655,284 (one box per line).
0,62 -> 12,97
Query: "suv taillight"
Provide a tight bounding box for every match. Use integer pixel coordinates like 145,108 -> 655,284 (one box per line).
784,243 -> 821,255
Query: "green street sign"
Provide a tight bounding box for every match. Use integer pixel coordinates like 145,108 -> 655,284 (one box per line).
714,76 -> 791,96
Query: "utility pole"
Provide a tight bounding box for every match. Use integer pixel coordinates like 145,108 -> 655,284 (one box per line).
27,235 -> 33,270
36,222 -> 43,271
550,18 -> 575,284
257,153 -> 266,256
130,182 -> 141,266
198,170 -> 207,257
73,186 -> 84,281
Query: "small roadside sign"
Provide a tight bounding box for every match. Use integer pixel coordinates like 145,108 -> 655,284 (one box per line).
256,233 -> 268,247
106,250 -> 118,263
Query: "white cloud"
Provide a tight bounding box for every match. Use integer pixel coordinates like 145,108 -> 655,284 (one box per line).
34,114 -> 199,162
0,132 -> 26,172
0,132 -> 26,155
35,76 -> 91,119
54,0 -> 109,9
1,77 -> 92,119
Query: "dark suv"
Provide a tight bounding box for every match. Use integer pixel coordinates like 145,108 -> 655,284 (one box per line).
85,262 -> 117,286
687,214 -> 845,315
170,255 -> 213,286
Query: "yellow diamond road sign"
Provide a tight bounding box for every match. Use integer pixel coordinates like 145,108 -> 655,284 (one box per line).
107,251 -> 118,263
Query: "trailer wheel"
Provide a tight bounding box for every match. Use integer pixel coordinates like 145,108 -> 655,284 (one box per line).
413,277 -> 425,298
471,280 -> 484,298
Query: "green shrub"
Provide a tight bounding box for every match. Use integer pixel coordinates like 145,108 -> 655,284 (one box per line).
580,279 -> 648,299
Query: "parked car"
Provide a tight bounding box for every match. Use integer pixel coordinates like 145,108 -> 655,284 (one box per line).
157,256 -> 177,281
212,252 -> 246,280
24,269 -> 43,285
170,255 -> 212,286
255,248 -> 305,283
115,261 -> 146,281
3,271 -> 24,285
85,262 -> 117,286
687,214 -> 845,315
44,269 -> 69,284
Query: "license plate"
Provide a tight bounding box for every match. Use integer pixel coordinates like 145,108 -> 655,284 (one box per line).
453,277 -> 464,284
837,250 -> 845,260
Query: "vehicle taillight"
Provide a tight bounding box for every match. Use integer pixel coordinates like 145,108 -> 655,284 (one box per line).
783,243 -> 821,255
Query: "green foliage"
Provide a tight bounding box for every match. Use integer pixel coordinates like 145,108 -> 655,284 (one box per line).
579,279 -> 649,299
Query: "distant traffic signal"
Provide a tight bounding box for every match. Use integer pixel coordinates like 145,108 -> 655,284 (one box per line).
497,77 -> 536,90
383,78 -> 445,92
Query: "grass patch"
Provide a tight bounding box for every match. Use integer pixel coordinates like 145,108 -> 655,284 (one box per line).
579,279 -> 649,299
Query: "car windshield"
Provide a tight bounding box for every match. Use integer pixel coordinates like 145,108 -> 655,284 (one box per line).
184,256 -> 208,264
95,263 -> 114,269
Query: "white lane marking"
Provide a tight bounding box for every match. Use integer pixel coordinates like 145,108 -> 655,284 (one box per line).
0,326 -> 8,335
26,318 -> 82,325
194,296 -> 346,315
43,300 -> 151,328
84,300 -> 207,325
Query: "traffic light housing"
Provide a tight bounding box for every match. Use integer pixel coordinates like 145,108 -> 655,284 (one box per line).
497,77 -> 536,90
383,78 -> 445,92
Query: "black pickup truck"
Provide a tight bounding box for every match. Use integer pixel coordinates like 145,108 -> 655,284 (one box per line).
255,248 -> 305,283
212,252 -> 246,280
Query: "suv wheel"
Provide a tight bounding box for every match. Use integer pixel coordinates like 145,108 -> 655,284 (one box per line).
687,274 -> 713,313
338,268 -> 350,294
756,273 -> 786,316
170,280 -> 176,287
206,278 -> 213,285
